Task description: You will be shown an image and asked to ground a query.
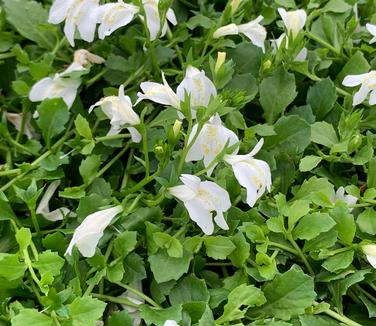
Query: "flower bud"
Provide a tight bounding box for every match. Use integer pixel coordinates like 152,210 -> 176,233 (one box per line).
172,119 -> 182,137
230,0 -> 242,15
155,145 -> 164,155
263,60 -> 272,70
215,52 -> 226,74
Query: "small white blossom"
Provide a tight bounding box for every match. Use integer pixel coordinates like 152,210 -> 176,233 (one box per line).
29,74 -> 81,108
36,180 -> 70,222
120,281 -> 144,326
138,66 -> 217,119
97,0 -> 139,39
362,244 -> 376,269
366,23 -> 376,44
342,71 -> 376,106
164,321 -> 180,326
65,49 -> 105,73
65,206 -> 123,257
277,8 -> 307,39
330,186 -> 358,211
271,33 -> 307,62
48,0 -> 100,46
169,174 -> 231,235
5,112 -> 35,140
213,16 -> 267,51
186,114 -> 239,176
142,0 -> 177,41
89,85 -> 141,143
224,138 -> 271,207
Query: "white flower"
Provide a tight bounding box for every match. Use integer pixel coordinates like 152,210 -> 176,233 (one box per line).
29,74 -> 81,108
366,23 -> 376,44
224,138 -> 271,207
89,85 -> 141,143
277,8 -> 307,39
138,66 -> 217,119
330,186 -> 358,211
48,0 -> 100,46
169,174 -> 231,235
272,33 -> 307,62
164,321 -> 180,326
142,0 -> 177,41
186,114 -> 239,176
65,206 -> 123,257
342,71 -> 376,106
215,52 -> 226,73
64,49 -> 105,74
5,112 -> 35,140
120,281 -> 144,326
36,180 -> 70,222
362,244 -> 376,269
213,16 -> 267,51
97,0 -> 139,39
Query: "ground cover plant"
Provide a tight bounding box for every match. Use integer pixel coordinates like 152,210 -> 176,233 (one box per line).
1,0 -> 376,325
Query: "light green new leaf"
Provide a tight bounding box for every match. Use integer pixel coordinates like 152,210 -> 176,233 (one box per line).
357,208 -> 376,235
68,297 -> 107,326
260,67 -> 297,124
75,114 -> 92,140
229,232 -> 250,267
293,213 -> 336,240
108,311 -> 134,326
0,253 -> 26,281
252,267 -> 316,320
322,251 -> 354,273
114,231 -> 138,257
299,155 -> 322,172
311,122 -> 338,147
79,155 -> 101,185
153,232 -> 183,258
139,304 -> 182,326
329,206 -> 356,245
204,236 -> 236,260
11,309 -> 53,326
217,284 -> 266,323
33,250 -> 65,277
15,228 -> 32,251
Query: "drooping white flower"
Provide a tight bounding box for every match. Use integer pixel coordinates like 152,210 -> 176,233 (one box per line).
342,71 -> 376,106
142,0 -> 177,41
330,186 -> 358,211
36,180 -> 70,222
29,74 -> 81,108
5,112 -> 35,140
169,174 -> 231,235
164,321 -> 180,326
48,0 -> 100,46
186,114 -> 239,176
138,66 -> 217,119
277,8 -> 307,39
65,205 -> 123,257
224,138 -> 271,207
120,281 -> 144,326
89,85 -> 141,142
213,16 -> 267,51
271,33 -> 307,62
366,23 -> 376,44
64,49 -> 105,74
362,244 -> 376,269
97,0 -> 139,39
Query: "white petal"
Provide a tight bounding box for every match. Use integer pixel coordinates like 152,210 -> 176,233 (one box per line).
278,8 -> 306,38
164,321 -> 179,326
238,16 -> 267,51
248,138 -> 264,157
180,174 -> 201,192
295,47 -> 307,62
353,83 -> 370,106
48,0 -> 72,24
366,23 -> 376,42
29,78 -> 55,102
185,199 -> 214,235
143,1 -> 160,41
367,255 -> 376,269
369,90 -> 376,105
213,24 -> 239,38
342,73 -> 369,87
169,185 -> 196,202
64,19 -> 76,47
76,1 -> 99,43
214,212 -> 229,231
186,124 -> 205,162
75,232 -> 103,257
36,180 -> 61,215
166,8 -> 177,25
200,181 -> 231,212
127,127 -> 142,143
42,207 -> 70,222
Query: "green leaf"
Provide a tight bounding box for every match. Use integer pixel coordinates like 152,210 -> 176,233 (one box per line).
3,0 -> 55,49
336,51 -> 370,84
307,78 -> 337,120
139,304 -> 182,326
311,14 -> 343,53
0,198 -> 17,221
357,208 -> 376,235
186,14 -> 214,29
293,213 -> 336,240
299,156 -> 322,172
153,232 -> 183,258
368,158 -> 376,188
169,274 -> 210,305
75,114 -> 92,140
329,206 -> 356,245
322,250 -> 354,273
299,315 -> 340,326
67,297 -> 106,326
204,236 -> 236,260
229,232 -> 250,267
108,311 -> 134,326
33,250 -> 64,277
11,309 -> 53,326
288,200 -> 311,229
79,155 -> 101,185
0,253 -> 26,280
260,67 -> 297,124
36,99 -> 70,146
217,284 -> 266,323
198,305 -> 216,326
311,122 -> 338,147
149,249 -> 192,283
114,231 -> 138,257
227,42 -> 263,76
323,0 -> 352,13
15,227 -> 31,251
294,177 -> 334,201
253,267 -> 316,320
123,253 -> 146,284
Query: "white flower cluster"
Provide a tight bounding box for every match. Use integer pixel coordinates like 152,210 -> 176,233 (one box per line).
48,0 -> 177,46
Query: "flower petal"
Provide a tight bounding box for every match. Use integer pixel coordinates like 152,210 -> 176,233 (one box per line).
342,74 -> 368,87
185,199 -> 214,235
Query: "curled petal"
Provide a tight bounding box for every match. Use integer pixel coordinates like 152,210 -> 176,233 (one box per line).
213,23 -> 239,38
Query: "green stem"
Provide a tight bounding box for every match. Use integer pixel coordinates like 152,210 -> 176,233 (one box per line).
95,133 -> 130,143
0,52 -> 16,60
115,282 -> 161,308
30,209 -> 40,235
92,293 -> 140,308
314,302 -> 362,326
268,241 -> 298,256
95,144 -> 130,179
166,26 -> 184,67
306,31 -> 347,59
286,234 -> 315,275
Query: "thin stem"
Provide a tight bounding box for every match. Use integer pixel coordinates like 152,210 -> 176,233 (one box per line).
115,282 -> 161,308
95,133 -> 130,143
268,241 -> 298,256
305,31 -> 347,59
314,302 -> 362,326
286,234 -> 315,275
92,293 -> 140,308
0,52 -> 16,60
30,209 -> 40,235
95,144 -> 130,179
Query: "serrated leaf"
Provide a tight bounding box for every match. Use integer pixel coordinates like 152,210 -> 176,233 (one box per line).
75,114 -> 92,140
204,236 -> 236,260
11,309 -> 53,326
68,297 -> 106,326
